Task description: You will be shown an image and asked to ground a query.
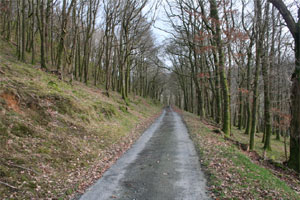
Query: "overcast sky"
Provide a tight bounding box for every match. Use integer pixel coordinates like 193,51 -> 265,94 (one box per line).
149,0 -> 299,45
147,0 -> 172,46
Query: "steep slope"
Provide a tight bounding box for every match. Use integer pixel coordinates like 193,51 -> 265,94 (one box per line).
0,40 -> 162,199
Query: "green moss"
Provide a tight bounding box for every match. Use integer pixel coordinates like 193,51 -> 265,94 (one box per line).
101,104 -> 117,118
27,181 -> 37,189
0,165 -> 9,177
45,94 -> 81,116
79,114 -> 90,123
230,150 -> 295,193
8,156 -> 26,165
11,123 -> 34,137
72,89 -> 88,99
0,97 -> 6,105
48,81 -> 60,91
37,146 -> 51,154
65,188 -> 73,195
0,121 -> 8,136
232,126 -> 288,162
119,105 -> 128,113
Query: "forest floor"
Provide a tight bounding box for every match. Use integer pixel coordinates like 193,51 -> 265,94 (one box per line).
0,39 -> 162,199
179,108 -> 300,200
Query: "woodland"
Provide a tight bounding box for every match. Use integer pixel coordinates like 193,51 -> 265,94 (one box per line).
0,0 -> 300,198
163,0 -> 300,172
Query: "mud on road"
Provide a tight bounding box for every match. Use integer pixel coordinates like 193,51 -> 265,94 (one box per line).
80,108 -> 210,200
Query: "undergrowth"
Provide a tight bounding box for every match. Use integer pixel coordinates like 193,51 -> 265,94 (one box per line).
182,111 -> 299,200
0,39 -> 162,199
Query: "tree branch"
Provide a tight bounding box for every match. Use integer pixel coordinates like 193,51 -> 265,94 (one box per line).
0,181 -> 18,190
268,0 -> 297,38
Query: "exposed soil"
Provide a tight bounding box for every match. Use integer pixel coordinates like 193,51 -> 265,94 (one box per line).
0,91 -> 21,113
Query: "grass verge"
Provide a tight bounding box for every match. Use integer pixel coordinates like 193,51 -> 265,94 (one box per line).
231,126 -> 288,162
180,110 -> 299,200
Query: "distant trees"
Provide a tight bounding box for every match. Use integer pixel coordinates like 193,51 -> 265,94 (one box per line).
56,0 -> 76,77
1,0 -> 299,173
0,0 -> 166,103
165,0 -> 234,136
268,0 -> 300,172
165,0 -> 298,171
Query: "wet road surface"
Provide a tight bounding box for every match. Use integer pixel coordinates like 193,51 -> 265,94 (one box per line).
80,108 -> 210,200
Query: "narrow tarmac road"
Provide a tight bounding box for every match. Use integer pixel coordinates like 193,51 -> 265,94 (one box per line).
80,108 -> 210,200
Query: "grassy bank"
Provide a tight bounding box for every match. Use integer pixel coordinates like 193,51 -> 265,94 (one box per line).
0,40 -> 162,199
180,110 -> 299,200
232,126 -> 288,162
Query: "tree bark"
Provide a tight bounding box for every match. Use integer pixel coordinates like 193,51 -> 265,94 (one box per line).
36,0 -> 47,70
262,2 -> 272,151
210,0 -> 231,136
250,0 -> 263,150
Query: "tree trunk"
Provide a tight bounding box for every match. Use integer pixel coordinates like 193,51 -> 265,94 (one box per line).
238,90 -> 243,130
36,0 -> 47,70
21,0 -> 26,61
31,0 -> 35,64
210,0 -> 231,136
289,33 -> 300,171
262,3 -> 272,151
212,50 -> 221,124
250,0 -> 263,150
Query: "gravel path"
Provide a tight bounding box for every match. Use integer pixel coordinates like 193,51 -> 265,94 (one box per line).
80,107 -> 210,200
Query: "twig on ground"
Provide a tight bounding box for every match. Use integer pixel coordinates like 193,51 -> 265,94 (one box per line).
0,181 -> 18,190
6,162 -> 39,174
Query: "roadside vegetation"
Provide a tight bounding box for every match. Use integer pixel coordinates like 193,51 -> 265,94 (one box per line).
181,109 -> 300,199
0,39 -> 162,199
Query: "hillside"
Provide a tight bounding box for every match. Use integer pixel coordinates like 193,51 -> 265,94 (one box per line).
179,109 -> 300,199
0,40 -> 162,199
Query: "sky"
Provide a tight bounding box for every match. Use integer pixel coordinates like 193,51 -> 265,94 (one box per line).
146,0 -> 173,46
149,0 -> 299,44
147,0 -> 298,67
